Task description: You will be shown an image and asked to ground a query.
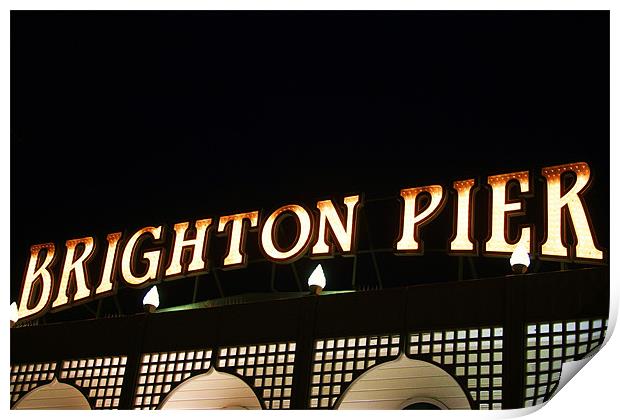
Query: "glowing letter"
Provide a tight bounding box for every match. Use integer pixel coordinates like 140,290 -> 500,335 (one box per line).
52,237 -> 96,308
165,219 -> 212,277
95,232 -> 123,295
485,171 -> 532,254
311,195 -> 361,256
18,243 -> 56,320
121,226 -> 163,285
450,179 -> 477,252
261,204 -> 312,262
396,185 -> 446,252
218,212 -> 258,267
541,162 -> 604,260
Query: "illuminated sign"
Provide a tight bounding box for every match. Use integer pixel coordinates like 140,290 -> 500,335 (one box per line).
16,162 -> 606,321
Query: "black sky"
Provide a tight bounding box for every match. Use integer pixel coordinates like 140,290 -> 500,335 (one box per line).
11,11 -> 610,321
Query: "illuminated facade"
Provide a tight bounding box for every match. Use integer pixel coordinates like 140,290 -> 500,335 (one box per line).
10,162 -> 609,410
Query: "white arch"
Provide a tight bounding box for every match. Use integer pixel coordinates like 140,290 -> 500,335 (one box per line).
13,378 -> 91,410
336,355 -> 471,410
159,367 -> 262,410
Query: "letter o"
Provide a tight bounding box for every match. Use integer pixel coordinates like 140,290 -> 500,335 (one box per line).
260,204 -> 313,262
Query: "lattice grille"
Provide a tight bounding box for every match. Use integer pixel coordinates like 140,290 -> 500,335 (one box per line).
408,326 -> 504,409
10,361 -> 57,405
60,356 -> 127,409
134,349 -> 213,410
218,341 -> 296,409
523,318 -> 607,407
310,334 -> 400,408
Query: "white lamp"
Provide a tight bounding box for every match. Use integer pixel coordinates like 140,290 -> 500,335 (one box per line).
143,286 -> 160,313
10,302 -> 18,328
308,264 -> 327,295
510,245 -> 530,274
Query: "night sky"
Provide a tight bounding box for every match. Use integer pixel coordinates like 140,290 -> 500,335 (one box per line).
11,11 -> 609,322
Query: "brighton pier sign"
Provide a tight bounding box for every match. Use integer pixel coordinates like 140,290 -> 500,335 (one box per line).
17,162 -> 605,321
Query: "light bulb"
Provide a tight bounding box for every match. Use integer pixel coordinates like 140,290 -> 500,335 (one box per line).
143,286 -> 160,313
510,245 -> 530,274
10,302 -> 18,327
308,264 -> 327,295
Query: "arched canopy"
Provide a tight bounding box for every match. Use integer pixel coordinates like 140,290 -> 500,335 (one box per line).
336,355 -> 471,410
159,368 -> 262,410
14,379 -> 91,410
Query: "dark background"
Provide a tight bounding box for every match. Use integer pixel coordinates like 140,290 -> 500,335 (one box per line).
11,11 -> 609,322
